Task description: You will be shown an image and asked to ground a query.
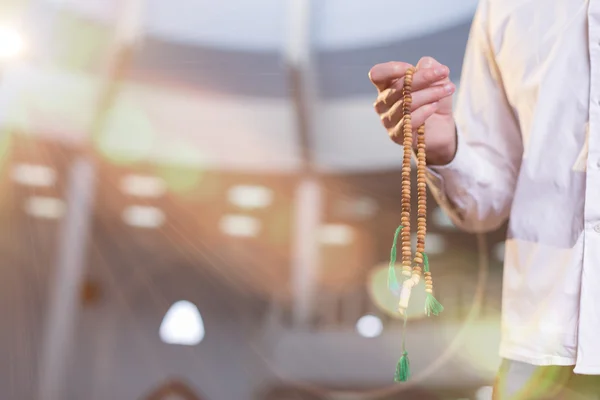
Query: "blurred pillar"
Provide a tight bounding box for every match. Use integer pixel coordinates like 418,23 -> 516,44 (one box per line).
284,0 -> 322,327
291,179 -> 322,327
37,158 -> 96,400
37,0 -> 145,398
284,0 -> 317,167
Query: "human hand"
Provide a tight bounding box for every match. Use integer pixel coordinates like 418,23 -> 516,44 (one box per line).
369,56 -> 457,165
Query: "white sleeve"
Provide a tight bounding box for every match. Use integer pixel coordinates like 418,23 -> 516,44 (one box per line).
426,0 -> 523,233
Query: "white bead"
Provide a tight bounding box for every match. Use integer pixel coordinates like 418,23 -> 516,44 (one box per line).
398,278 -> 415,310
402,270 -> 412,277
411,274 -> 421,285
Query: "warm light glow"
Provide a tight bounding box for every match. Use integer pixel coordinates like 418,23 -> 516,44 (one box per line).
475,385 -> 493,400
0,26 -> 26,60
219,214 -> 260,237
356,315 -> 383,338
319,224 -> 354,246
440,315 -> 502,376
367,264 -> 428,320
159,300 -> 205,346
122,205 -> 165,228
227,185 -> 273,209
24,196 -> 65,219
11,164 -> 56,187
120,174 -> 166,198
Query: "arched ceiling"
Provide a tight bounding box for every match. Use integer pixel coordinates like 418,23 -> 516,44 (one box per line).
2,0 -> 477,173
46,0 -> 478,51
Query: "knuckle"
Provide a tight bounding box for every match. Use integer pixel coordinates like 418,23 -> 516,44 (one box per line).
379,88 -> 391,103
381,114 -> 392,129
389,98 -> 402,113
388,128 -> 402,143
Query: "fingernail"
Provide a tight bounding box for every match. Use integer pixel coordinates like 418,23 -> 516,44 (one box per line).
423,58 -> 433,68
434,67 -> 447,76
444,83 -> 454,94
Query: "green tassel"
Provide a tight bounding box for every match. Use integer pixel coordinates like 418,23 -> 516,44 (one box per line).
394,351 -> 410,382
425,293 -> 444,316
387,225 -> 402,296
423,252 -> 430,273
394,315 -> 410,382
423,253 -> 444,316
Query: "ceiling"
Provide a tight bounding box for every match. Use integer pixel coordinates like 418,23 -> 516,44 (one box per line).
0,0 -> 477,173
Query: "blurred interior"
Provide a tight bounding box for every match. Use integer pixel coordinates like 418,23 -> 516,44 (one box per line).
0,1 -> 507,399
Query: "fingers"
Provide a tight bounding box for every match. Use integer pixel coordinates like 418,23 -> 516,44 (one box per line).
374,80 -> 456,120
379,82 -> 455,128
416,56 -> 440,70
408,101 -> 440,128
369,61 -> 413,91
372,57 -> 453,145
373,66 -> 450,114
412,81 -> 455,108
388,103 -> 440,143
411,65 -> 449,91
417,56 -> 451,88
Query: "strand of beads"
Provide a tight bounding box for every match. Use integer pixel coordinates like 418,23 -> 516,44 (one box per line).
424,270 -> 433,294
397,67 -> 416,314
411,124 -> 426,285
392,64 -> 445,383
416,120 -> 443,316
400,68 -> 414,279
394,67 -> 418,382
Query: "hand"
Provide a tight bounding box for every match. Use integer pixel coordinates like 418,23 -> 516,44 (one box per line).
369,56 -> 458,165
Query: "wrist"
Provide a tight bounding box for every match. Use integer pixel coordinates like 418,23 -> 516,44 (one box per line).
427,146 -> 456,166
427,126 -> 458,166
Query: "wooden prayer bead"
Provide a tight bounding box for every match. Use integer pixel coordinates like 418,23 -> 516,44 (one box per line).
395,66 -> 441,315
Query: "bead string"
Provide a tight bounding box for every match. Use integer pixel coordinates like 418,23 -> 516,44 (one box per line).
400,67 -> 438,296
392,66 -> 444,383
400,69 -> 414,278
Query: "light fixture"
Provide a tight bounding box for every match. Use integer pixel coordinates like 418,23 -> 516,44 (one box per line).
0,25 -> 26,61
11,164 -> 56,187
24,196 -> 65,219
432,206 -> 456,229
122,205 -> 165,228
411,232 -> 446,254
356,315 -> 383,338
493,241 -> 505,263
120,174 -> 166,198
319,224 -> 354,246
219,214 -> 260,237
159,300 -> 205,346
227,185 -> 273,209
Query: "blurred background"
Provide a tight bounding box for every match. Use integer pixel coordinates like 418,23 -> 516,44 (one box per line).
0,0 -> 508,399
